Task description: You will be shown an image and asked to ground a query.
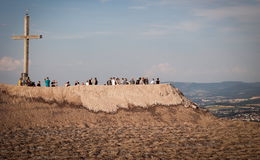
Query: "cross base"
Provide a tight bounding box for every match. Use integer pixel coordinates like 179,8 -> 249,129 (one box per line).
20,73 -> 29,85
21,73 -> 28,80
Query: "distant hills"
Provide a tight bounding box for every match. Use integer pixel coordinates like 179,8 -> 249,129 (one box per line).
171,81 -> 260,100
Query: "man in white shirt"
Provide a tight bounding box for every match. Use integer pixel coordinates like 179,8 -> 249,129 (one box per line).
111,77 -> 116,85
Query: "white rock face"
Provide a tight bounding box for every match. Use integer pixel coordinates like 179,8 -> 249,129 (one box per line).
0,84 -> 196,113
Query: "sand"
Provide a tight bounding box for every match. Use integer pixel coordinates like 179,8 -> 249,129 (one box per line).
0,84 -> 259,159
0,83 -> 197,112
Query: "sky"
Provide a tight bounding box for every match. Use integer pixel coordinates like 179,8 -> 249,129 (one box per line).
0,0 -> 260,85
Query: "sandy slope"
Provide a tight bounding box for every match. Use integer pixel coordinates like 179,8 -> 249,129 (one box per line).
0,83 -> 196,113
0,83 -> 202,129
0,84 -> 259,159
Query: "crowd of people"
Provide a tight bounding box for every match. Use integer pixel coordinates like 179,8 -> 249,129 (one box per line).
17,77 -> 35,86
17,77 -> 58,87
106,77 -> 160,85
18,76 -> 160,87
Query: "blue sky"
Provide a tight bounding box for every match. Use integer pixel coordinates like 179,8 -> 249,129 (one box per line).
0,0 -> 260,84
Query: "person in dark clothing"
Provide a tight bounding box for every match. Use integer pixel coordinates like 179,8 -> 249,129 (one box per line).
144,78 -> 149,85
65,81 -> 70,87
75,81 -> 80,86
107,78 -> 112,85
156,78 -> 160,84
136,77 -> 141,85
27,78 -> 32,86
37,81 -> 41,87
94,77 -> 98,85
51,80 -> 56,87
89,79 -> 92,85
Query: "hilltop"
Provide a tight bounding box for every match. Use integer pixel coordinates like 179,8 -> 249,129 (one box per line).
0,83 -> 198,112
0,83 -> 259,159
0,83 -> 200,129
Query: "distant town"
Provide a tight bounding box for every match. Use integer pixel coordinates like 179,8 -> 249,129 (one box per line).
198,97 -> 260,122
172,81 -> 260,122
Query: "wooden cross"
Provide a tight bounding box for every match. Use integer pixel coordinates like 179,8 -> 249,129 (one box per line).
11,12 -> 42,81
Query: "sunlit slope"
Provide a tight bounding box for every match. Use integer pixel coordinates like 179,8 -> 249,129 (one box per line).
0,84 -> 197,112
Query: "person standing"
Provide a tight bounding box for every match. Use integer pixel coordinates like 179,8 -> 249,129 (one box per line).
130,78 -> 135,85
111,77 -> 116,85
122,78 -> 127,85
37,81 -> 41,87
144,78 -> 149,85
140,77 -> 145,85
51,80 -> 56,87
150,78 -> 156,84
94,77 -> 98,85
107,78 -> 112,85
86,80 -> 89,85
45,77 -> 51,87
116,78 -> 121,85
65,81 -> 70,87
27,77 -> 31,86
17,78 -> 22,86
156,78 -> 160,84
89,78 -> 92,85
136,77 -> 141,85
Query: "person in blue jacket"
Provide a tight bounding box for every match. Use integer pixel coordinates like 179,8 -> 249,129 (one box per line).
45,77 -> 51,87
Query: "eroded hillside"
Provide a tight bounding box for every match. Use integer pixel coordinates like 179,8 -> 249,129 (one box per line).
0,84 -> 259,159
0,84 -> 197,113
0,83 -> 207,129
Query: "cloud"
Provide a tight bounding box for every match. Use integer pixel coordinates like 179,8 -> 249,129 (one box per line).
194,5 -> 260,22
136,0 -> 221,7
145,63 -> 176,77
141,21 -> 202,37
0,24 -> 7,27
174,21 -> 202,32
0,57 -> 22,71
230,66 -> 248,74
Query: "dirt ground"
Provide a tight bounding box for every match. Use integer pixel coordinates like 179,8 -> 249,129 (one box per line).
1,123 -> 259,160
0,89 -> 260,159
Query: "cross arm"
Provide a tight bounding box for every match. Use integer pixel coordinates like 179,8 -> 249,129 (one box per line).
11,35 -> 25,40
11,35 -> 43,40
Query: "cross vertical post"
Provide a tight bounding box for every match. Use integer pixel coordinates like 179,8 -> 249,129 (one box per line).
24,13 -> 29,76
